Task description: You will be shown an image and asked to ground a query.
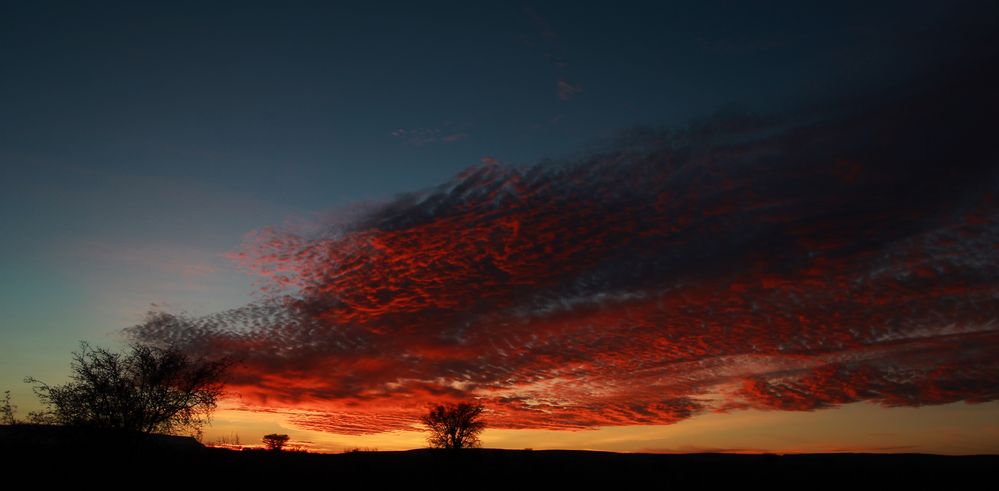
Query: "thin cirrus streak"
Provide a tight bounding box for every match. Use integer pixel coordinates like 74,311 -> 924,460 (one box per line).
128,61 -> 999,435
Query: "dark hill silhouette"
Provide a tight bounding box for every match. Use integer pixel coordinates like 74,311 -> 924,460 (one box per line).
0,424 -> 203,452
1,425 -> 994,487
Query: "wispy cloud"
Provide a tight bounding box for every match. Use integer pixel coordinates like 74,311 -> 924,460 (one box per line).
522,6 -> 583,102
556,79 -> 583,101
391,127 -> 468,146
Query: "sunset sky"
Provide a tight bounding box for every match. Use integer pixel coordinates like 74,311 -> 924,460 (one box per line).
2,1 -> 998,454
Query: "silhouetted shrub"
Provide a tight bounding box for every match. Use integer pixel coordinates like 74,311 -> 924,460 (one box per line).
1,390 -> 16,424
263,433 -> 290,451
26,341 -> 230,434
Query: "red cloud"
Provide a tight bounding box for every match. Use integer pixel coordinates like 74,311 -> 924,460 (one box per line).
129,63 -> 999,435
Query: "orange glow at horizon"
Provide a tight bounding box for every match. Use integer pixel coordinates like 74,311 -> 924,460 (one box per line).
202,400 -> 999,455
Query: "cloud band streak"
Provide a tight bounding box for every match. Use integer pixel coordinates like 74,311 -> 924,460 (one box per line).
129,61 -> 999,435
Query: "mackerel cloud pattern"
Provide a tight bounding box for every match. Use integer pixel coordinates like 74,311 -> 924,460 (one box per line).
129,65 -> 999,435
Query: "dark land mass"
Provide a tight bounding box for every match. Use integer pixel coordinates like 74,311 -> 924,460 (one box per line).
2,425 -> 995,486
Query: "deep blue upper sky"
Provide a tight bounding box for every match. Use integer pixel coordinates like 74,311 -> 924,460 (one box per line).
1,0 -> 996,390
4,1 -> 992,206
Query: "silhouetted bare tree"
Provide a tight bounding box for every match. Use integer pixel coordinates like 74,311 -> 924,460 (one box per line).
26,341 -> 230,434
421,402 -> 486,449
1,390 -> 16,424
263,433 -> 290,451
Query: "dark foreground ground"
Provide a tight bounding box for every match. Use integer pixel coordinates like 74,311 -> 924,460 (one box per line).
2,425 -> 996,486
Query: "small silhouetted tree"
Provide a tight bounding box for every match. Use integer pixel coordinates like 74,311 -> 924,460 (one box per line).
25,341 -> 230,434
263,433 -> 289,451
421,402 -> 486,449
1,390 -> 16,424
